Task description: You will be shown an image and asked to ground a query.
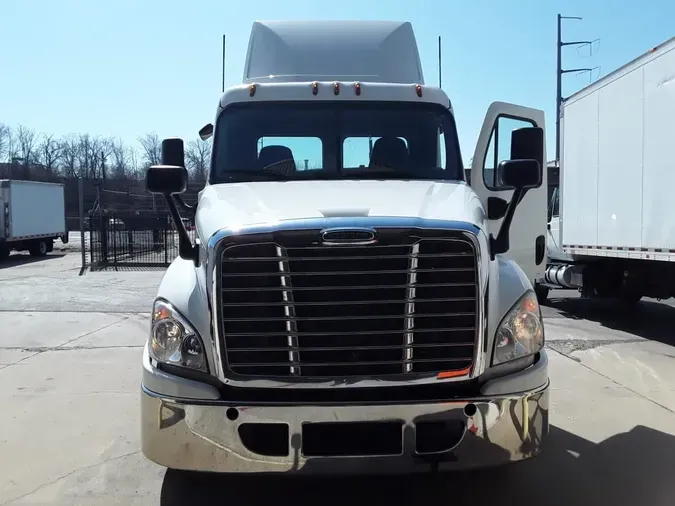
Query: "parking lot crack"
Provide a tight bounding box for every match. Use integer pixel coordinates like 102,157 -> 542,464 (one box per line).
0,451 -> 141,505
53,315 -> 132,349
549,348 -> 675,415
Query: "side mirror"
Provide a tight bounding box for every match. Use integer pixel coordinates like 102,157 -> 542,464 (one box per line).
510,126 -> 544,167
497,159 -> 542,190
199,123 -> 214,141
146,165 -> 188,195
161,137 -> 185,167
146,137 -> 197,264
146,138 -> 188,195
489,125 -> 545,259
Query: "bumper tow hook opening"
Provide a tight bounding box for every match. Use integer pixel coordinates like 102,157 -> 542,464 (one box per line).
415,419 -> 466,455
226,408 -> 239,421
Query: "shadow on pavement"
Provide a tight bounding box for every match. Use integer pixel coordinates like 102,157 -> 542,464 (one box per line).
0,253 -> 65,269
546,295 -> 675,346
160,424 -> 675,506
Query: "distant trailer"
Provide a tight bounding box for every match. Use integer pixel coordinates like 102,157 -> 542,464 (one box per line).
0,179 -> 68,259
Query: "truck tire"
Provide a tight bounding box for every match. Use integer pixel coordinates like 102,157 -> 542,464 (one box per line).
534,283 -> 549,304
618,290 -> 642,306
29,240 -> 49,257
0,245 -> 9,261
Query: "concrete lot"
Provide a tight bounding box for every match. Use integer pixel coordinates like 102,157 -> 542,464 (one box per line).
1,252 -> 675,505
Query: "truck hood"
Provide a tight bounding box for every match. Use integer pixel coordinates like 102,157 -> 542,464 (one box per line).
196,180 -> 486,241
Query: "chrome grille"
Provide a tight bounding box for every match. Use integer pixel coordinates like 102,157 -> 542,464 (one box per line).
219,229 -> 478,378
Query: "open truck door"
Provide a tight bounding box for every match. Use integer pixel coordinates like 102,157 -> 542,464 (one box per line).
470,102 -> 548,284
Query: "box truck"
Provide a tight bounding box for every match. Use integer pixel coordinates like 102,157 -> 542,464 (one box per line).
140,20 -> 550,475
0,180 -> 68,259
541,37 -> 675,304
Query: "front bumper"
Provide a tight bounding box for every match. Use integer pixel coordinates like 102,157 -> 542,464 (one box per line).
141,379 -> 549,474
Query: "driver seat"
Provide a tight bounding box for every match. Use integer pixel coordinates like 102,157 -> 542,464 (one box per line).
258,145 -> 297,172
369,137 -> 409,169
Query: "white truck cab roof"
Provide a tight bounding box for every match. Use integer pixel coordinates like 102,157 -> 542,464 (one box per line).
243,20 -> 424,84
219,20 -> 450,111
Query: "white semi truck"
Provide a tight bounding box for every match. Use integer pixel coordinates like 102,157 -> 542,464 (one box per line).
141,20 -> 550,474
0,180 -> 68,259
542,37 -> 675,304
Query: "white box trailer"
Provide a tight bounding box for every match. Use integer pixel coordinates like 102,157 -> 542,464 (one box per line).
0,180 -> 68,259
543,37 -> 675,303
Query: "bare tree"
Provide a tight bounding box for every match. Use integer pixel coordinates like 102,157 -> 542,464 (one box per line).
97,137 -> 113,179
15,125 -> 37,178
185,139 -> 211,182
60,134 -> 79,179
138,132 -> 161,168
6,128 -> 18,163
127,145 -> 142,179
0,123 -> 9,163
16,124 -> 36,161
74,134 -> 112,179
39,133 -> 62,175
109,138 -> 131,179
76,134 -> 93,178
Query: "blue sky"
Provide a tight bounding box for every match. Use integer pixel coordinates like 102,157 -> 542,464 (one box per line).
1,0 -> 673,163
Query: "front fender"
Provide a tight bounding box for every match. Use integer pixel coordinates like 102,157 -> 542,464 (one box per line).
155,257 -> 215,374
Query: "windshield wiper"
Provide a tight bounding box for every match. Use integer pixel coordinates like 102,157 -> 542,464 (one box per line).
221,170 -> 290,181
352,163 -> 448,180
222,159 -> 299,181
351,165 -> 421,179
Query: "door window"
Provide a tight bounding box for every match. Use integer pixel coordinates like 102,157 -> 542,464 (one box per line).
483,116 -> 536,190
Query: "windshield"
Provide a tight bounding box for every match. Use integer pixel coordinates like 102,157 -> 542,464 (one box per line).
210,101 -> 464,183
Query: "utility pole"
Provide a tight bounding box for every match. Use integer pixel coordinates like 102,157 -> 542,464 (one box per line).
222,35 -> 226,93
100,150 -> 107,182
556,14 -> 596,162
100,150 -> 107,213
438,36 -> 442,88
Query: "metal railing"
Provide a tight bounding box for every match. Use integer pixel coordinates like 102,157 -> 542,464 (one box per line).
89,210 -> 196,269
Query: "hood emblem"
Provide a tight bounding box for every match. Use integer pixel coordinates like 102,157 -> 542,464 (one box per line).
320,227 -> 377,246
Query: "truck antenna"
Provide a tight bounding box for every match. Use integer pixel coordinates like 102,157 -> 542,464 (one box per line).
438,36 -> 442,88
556,14 -> 598,161
222,34 -> 226,93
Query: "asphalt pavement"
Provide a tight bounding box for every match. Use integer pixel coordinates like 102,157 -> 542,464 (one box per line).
1,253 -> 674,505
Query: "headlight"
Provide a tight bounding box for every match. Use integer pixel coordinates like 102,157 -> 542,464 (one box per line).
150,299 -> 207,372
492,291 -> 544,366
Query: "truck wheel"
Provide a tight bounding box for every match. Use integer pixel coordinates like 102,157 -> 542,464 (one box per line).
0,246 -> 9,261
534,283 -> 549,304
618,290 -> 642,306
29,240 -> 49,257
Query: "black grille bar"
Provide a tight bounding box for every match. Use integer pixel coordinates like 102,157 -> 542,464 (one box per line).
219,229 -> 478,379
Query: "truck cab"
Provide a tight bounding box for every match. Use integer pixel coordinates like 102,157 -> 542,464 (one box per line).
140,20 -> 550,474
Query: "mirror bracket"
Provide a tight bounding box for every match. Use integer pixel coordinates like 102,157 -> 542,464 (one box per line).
175,195 -> 196,217
164,194 -> 199,265
487,197 -> 508,220
489,188 -> 528,260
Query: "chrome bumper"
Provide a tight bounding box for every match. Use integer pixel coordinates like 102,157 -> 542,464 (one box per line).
141,381 -> 549,474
